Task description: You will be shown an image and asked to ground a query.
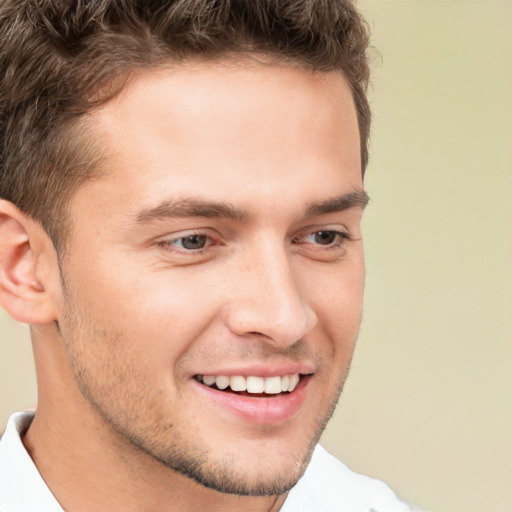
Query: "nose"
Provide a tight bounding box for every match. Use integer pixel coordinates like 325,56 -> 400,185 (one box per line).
223,240 -> 318,347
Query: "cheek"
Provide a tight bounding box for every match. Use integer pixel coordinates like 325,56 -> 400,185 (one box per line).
305,256 -> 365,318
132,270 -> 224,340
59,284 -> 177,410
67,252 -> 223,342
303,258 -> 364,357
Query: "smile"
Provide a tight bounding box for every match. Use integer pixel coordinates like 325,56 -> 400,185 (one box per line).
195,373 -> 301,394
192,371 -> 312,424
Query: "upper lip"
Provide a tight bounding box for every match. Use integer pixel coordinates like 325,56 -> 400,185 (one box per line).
191,362 -> 315,378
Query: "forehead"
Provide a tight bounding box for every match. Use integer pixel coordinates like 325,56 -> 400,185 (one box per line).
77,59 -> 361,220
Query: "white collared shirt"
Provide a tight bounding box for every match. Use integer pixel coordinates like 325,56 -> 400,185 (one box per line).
0,412 -> 410,512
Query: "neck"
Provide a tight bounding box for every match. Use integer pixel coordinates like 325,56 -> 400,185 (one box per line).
23,405 -> 287,512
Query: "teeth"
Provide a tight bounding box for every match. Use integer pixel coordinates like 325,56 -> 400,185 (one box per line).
247,376 -> 264,393
230,375 -> 246,392
264,376 -> 282,394
203,375 -> 216,386
215,376 -> 230,390
200,373 -> 302,394
288,373 -> 300,392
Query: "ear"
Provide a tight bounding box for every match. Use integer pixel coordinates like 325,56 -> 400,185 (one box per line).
0,200 -> 60,324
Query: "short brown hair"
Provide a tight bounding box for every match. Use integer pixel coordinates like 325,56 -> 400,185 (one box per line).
0,0 -> 371,247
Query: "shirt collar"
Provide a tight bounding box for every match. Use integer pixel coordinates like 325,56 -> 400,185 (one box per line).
0,412 -> 64,512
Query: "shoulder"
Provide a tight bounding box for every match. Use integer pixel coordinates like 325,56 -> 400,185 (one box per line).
282,445 -> 410,512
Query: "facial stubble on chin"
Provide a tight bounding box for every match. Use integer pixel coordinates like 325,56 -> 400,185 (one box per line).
139,368 -> 349,497
58,276 -> 354,497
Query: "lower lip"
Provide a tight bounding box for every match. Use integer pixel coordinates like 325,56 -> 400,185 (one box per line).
192,376 -> 310,425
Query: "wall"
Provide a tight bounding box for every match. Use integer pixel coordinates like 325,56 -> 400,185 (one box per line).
321,2 -> 512,511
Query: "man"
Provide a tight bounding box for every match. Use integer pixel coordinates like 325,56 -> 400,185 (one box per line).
0,1 -> 410,511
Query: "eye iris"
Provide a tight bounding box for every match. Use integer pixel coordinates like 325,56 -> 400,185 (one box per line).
314,231 -> 336,245
182,235 -> 207,250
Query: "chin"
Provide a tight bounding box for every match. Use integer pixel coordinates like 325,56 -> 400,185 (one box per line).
145,429 -> 319,497
172,455 -> 310,497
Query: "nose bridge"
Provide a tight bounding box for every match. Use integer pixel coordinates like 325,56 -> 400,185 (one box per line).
225,236 -> 317,345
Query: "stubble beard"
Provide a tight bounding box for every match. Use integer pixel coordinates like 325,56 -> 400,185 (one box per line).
58,276 -> 352,497
120,371 -> 348,497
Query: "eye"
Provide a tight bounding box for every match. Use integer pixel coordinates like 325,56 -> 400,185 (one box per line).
300,230 -> 349,246
170,234 -> 210,251
308,231 -> 338,245
155,230 -> 220,264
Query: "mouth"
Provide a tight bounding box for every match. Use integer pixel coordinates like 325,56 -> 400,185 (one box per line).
192,368 -> 313,424
194,373 -> 302,396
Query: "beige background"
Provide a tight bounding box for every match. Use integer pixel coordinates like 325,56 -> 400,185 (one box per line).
1,1 -> 511,511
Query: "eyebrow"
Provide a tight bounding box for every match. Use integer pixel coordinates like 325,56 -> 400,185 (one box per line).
304,190 -> 369,217
136,198 -> 248,223
135,190 -> 369,224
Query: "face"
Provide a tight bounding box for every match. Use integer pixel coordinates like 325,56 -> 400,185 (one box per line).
56,60 -> 366,496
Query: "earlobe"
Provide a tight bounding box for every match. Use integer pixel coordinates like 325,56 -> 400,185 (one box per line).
0,200 -> 59,324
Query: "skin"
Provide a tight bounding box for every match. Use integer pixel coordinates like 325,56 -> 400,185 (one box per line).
0,59 -> 366,512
